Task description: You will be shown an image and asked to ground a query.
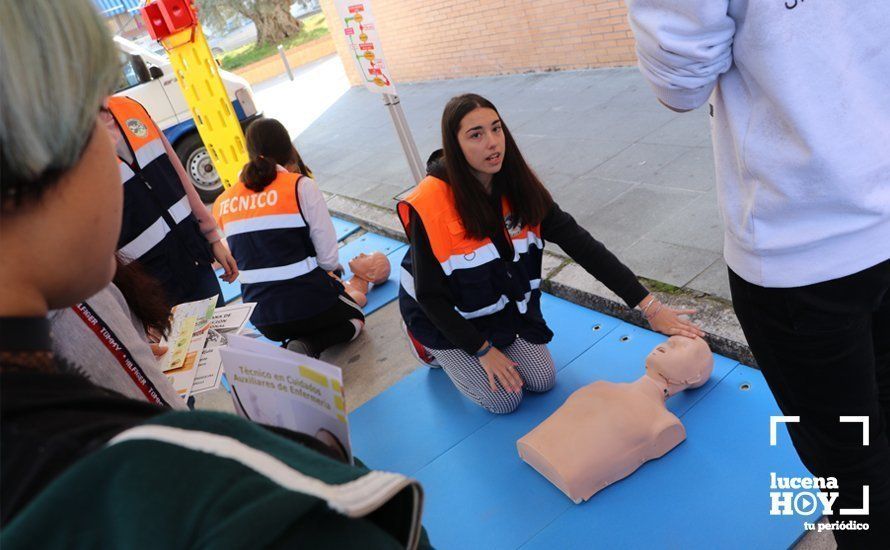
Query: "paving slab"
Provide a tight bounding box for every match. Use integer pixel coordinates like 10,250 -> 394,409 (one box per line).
648,190 -> 725,254
591,142 -> 693,183
645,145 -> 717,192
577,183 -> 700,253
687,258 -> 732,301
620,238 -> 718,288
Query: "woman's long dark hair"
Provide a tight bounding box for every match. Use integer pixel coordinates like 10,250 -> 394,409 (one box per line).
240,118 -> 312,192
113,255 -> 172,338
441,93 -> 552,240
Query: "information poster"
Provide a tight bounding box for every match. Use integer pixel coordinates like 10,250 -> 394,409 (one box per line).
334,0 -> 396,94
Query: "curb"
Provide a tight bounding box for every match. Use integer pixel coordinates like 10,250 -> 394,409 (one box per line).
324,191 -> 755,368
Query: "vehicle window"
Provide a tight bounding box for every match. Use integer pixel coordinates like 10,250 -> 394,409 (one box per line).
115,53 -> 149,92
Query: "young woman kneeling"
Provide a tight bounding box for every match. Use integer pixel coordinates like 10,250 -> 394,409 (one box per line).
398,94 -> 702,414
213,119 -> 364,357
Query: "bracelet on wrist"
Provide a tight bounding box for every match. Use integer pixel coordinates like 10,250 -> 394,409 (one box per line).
640,296 -> 657,316
645,302 -> 664,320
474,341 -> 493,358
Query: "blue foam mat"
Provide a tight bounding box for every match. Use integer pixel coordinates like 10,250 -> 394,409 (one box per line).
350,294 -> 623,477
351,307 -> 814,549
215,268 -> 242,305
539,293 -> 622,372
411,324 -> 738,549
332,217 -> 360,241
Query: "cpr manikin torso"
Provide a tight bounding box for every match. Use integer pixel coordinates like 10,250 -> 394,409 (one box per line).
517,336 -> 714,503
339,252 -> 390,307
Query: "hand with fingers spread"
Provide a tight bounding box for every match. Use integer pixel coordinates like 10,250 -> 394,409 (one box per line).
477,342 -> 524,393
638,294 -> 705,339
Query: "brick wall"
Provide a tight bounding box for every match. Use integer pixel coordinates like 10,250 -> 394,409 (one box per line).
320,0 -> 637,85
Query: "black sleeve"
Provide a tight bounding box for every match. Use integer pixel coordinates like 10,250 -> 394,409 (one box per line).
409,210 -> 487,355
541,202 -> 649,308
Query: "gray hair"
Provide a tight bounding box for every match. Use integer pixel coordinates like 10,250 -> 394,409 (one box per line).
0,0 -> 119,205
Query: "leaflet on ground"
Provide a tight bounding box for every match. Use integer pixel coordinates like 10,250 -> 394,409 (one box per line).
219,333 -> 352,462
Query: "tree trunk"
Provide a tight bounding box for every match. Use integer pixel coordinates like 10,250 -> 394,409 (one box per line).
247,1 -> 303,46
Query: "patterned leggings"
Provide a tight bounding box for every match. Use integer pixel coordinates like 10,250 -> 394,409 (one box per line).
426,338 -> 556,414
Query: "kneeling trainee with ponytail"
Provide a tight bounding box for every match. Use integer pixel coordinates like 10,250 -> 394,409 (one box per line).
213,119 -> 365,357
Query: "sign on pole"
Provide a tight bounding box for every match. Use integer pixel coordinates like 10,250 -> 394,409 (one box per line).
333,0 -> 425,183
334,1 -> 396,94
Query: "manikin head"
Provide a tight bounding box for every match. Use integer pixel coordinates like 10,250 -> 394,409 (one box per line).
645,336 -> 714,397
348,252 -> 390,284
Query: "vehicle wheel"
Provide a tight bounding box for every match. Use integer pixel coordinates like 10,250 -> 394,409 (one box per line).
174,132 -> 223,203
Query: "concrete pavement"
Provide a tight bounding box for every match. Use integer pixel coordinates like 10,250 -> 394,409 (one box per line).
286,62 -> 729,300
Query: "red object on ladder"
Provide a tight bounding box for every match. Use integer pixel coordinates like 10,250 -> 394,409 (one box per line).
141,0 -> 197,41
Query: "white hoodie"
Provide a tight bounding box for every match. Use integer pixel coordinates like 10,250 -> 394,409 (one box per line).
626,0 -> 890,287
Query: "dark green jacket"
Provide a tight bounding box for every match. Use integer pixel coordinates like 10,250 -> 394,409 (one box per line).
3,410 -> 428,549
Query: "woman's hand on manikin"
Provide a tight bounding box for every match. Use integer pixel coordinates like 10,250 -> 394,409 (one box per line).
640,294 -> 705,339
478,344 -> 524,393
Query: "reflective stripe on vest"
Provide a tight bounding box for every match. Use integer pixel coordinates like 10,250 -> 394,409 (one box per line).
119,195 -> 192,262
134,138 -> 165,167
515,279 -> 542,314
119,163 -> 135,183
239,257 -> 319,284
511,230 -> 544,258
401,266 -> 542,320
223,213 -> 307,238
439,242 -> 500,275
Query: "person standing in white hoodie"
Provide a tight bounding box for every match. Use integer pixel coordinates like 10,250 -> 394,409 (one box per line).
623,1 -> 889,547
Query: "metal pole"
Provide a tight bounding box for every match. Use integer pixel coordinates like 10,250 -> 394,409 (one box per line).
382,93 -> 425,184
277,45 -> 294,81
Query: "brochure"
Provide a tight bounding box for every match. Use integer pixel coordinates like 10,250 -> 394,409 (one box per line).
220,334 -> 352,462
160,295 -> 217,399
189,303 -> 258,395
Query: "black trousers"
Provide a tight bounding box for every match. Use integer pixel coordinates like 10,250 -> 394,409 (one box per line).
729,260 -> 890,549
256,293 -> 365,356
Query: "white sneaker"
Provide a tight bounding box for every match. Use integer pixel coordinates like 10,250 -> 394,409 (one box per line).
401,320 -> 440,368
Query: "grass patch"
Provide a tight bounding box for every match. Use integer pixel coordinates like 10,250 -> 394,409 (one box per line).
219,13 -> 328,71
639,277 -> 685,295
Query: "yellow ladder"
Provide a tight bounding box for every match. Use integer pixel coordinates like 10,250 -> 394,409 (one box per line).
160,24 -> 247,189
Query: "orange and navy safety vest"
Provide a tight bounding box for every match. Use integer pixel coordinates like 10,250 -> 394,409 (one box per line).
397,176 -> 544,347
213,171 -> 341,327
108,96 -> 212,303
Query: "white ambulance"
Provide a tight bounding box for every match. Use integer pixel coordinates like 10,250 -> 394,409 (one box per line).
113,36 -> 261,201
